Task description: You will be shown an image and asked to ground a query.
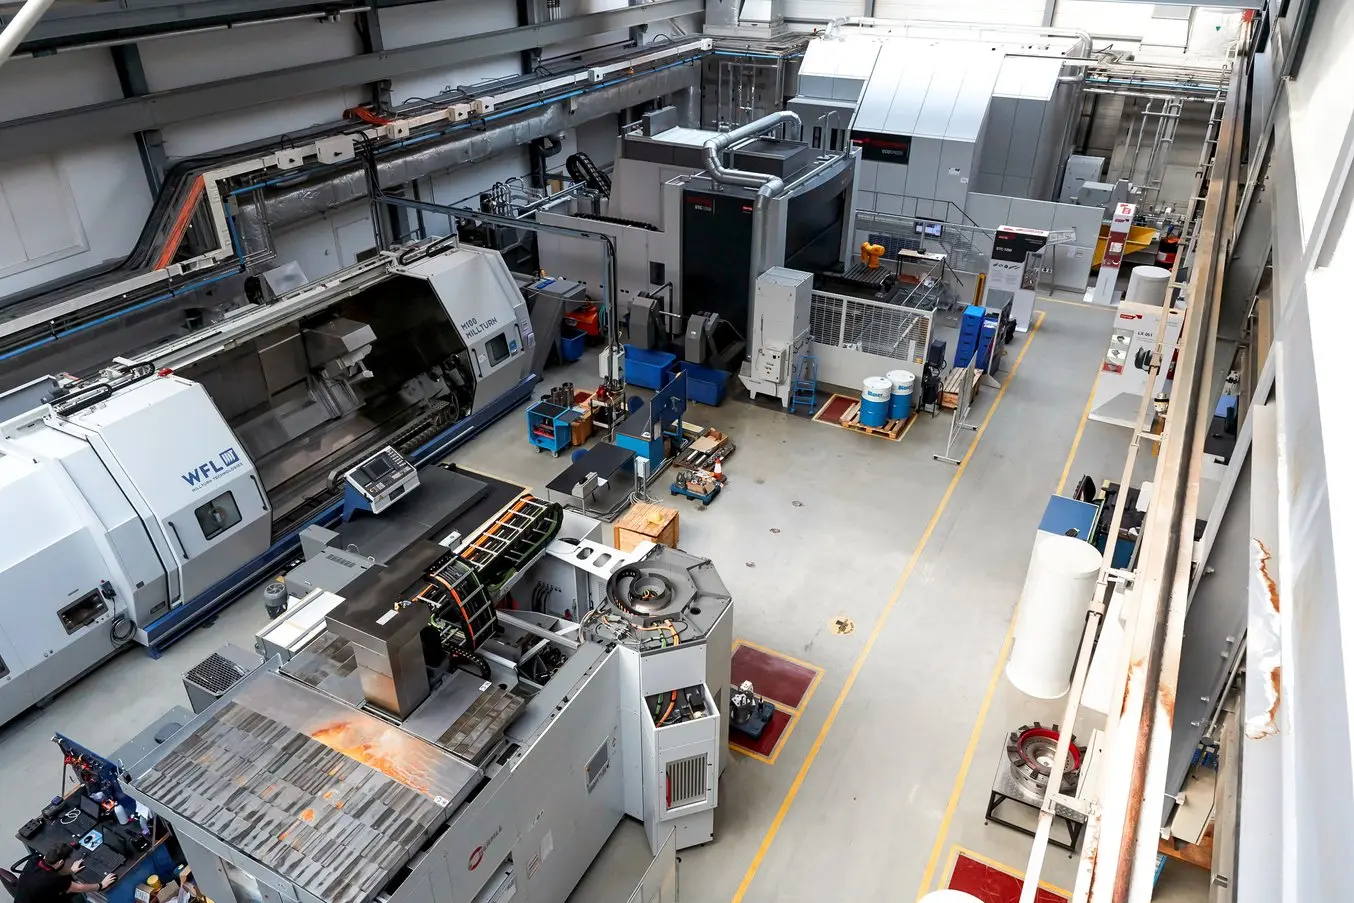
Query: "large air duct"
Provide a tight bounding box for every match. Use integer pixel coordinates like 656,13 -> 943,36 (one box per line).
244,61 -> 701,236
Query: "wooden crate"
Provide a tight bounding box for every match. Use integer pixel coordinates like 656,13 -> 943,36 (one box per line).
614,501 -> 680,552
940,368 -> 981,410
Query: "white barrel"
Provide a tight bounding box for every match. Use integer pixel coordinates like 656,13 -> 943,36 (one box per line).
859,376 -> 893,428
1124,265 -> 1171,306
1006,533 -> 1103,699
920,893 -> 982,903
886,369 -> 915,421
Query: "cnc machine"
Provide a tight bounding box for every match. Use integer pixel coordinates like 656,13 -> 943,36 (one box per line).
0,241 -> 539,726
121,499 -> 732,903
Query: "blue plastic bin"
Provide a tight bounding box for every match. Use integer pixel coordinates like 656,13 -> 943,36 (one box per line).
682,363 -> 730,406
558,327 -> 585,362
624,345 -> 677,389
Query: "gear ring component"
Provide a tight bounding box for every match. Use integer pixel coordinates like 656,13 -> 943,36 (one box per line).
607,565 -> 677,620
1006,722 -> 1082,796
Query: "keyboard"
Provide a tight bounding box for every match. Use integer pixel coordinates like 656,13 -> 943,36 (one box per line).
82,846 -> 126,879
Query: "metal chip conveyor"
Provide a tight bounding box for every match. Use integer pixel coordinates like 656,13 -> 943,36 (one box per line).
131,671 -> 480,903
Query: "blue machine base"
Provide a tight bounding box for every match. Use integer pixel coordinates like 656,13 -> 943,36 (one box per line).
142,374 -> 539,652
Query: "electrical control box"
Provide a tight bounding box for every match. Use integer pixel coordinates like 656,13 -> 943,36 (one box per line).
754,343 -> 787,382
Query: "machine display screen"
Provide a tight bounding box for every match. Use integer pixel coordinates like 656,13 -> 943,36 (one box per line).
360,456 -> 394,483
915,222 -> 944,237
486,333 -> 511,367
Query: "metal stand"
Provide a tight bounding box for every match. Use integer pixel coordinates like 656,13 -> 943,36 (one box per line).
933,357 -> 979,465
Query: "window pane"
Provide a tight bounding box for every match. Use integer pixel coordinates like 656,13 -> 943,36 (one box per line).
195,491 -> 241,541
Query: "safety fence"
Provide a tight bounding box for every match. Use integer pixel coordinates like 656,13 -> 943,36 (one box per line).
809,289 -> 934,367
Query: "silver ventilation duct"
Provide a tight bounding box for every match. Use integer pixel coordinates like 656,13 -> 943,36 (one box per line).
246,61 -> 701,234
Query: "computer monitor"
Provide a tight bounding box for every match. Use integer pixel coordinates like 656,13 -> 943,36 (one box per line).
914,222 -> 944,238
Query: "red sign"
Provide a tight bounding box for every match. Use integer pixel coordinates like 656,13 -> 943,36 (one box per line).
468,847 -> 484,871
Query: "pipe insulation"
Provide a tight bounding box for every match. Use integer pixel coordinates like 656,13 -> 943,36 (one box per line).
241,60 -> 700,236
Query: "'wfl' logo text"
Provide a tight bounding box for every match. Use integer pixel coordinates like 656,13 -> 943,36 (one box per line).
182,448 -> 242,487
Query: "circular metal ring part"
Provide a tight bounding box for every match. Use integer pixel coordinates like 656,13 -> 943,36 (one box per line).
1005,722 -> 1082,796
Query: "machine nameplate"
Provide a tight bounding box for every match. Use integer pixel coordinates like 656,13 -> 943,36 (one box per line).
180,447 -> 244,490
460,316 -> 501,340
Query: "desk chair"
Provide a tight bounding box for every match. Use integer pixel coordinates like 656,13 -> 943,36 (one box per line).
1,853 -> 38,899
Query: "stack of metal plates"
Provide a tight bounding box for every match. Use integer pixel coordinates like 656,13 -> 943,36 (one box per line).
133,671 -> 479,903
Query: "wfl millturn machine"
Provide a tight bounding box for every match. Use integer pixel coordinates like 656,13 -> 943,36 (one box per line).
123,493 -> 733,903
0,241 -> 540,727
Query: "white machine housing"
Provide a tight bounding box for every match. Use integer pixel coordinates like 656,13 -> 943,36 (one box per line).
0,373 -> 270,724
740,267 -> 814,407
126,521 -> 732,903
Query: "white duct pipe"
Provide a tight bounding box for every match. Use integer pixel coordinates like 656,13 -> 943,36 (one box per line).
700,110 -> 801,331
0,0 -> 56,70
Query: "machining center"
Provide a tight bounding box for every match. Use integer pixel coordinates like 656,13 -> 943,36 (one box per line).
0,241 -> 539,726
121,498 -> 732,903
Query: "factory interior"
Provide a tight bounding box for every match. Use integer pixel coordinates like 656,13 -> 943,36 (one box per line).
0,0 -> 1344,901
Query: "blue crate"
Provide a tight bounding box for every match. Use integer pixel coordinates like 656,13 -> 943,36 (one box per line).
682,363 -> 730,406
624,345 -> 677,389
558,327 -> 586,362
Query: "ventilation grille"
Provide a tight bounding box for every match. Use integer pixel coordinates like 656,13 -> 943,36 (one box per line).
665,754 -> 709,810
184,652 -> 246,696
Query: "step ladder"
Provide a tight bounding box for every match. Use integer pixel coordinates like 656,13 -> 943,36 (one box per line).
789,354 -> 819,415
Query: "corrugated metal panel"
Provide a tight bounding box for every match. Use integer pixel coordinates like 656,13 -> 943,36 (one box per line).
665,753 -> 709,809
871,0 -> 1045,26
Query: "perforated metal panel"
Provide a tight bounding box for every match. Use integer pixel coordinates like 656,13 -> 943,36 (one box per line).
665,753 -> 709,809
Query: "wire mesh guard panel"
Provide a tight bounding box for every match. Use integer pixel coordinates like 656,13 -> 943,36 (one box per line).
810,291 -> 931,366
665,753 -> 709,809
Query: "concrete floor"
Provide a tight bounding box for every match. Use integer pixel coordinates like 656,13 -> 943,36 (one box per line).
0,294 -> 1211,901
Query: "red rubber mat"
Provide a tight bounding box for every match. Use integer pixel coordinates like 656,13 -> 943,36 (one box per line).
731,644 -> 817,710
728,708 -> 792,758
812,393 -> 855,425
948,852 -> 1068,903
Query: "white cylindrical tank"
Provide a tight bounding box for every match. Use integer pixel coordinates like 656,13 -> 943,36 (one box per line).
1006,533 -> 1103,699
920,893 -> 982,903
1124,265 -> 1171,306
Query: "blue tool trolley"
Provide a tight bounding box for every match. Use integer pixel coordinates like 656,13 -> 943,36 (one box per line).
526,401 -> 578,457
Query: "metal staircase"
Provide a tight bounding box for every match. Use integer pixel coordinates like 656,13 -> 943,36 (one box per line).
789,354 -> 818,415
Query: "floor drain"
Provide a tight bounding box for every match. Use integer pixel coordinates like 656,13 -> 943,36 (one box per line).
830,617 -> 855,635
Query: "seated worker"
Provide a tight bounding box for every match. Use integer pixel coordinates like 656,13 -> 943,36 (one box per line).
14,843 -> 115,903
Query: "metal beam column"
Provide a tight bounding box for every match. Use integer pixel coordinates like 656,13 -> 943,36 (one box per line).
110,44 -> 169,195
0,0 -> 704,161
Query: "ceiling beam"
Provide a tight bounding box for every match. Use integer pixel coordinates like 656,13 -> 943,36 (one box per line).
0,0 -> 703,162
4,0 -> 438,51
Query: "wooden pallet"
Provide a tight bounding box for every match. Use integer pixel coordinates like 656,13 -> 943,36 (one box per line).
940,368 -> 981,410
838,402 -> 910,440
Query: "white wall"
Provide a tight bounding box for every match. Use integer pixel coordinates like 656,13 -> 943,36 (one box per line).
1283,0 -> 1354,245
0,51 -> 154,297
380,0 -> 522,102
874,0 -> 1044,26
1052,2 -> 1242,60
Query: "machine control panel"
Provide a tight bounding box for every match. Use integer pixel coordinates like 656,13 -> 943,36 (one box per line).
343,446 -> 418,515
